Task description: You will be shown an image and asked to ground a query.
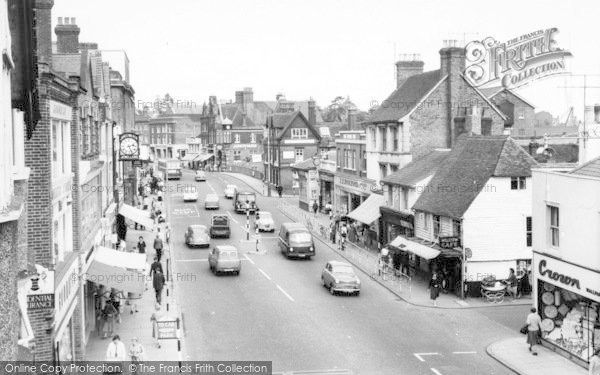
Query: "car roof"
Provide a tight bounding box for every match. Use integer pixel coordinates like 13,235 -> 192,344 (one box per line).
257,211 -> 271,216
282,222 -> 307,230
226,184 -> 237,188
215,245 -> 238,252
329,260 -> 352,268
206,193 -> 218,198
189,225 -> 207,230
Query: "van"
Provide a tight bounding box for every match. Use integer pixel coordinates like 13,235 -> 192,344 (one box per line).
208,245 -> 241,275
278,222 -> 315,259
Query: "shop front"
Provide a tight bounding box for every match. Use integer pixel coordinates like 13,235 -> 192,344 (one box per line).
334,175 -> 377,215
533,252 -> 600,367
318,170 -> 334,212
53,256 -> 80,362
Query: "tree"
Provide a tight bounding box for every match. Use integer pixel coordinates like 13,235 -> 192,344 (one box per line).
322,96 -> 370,123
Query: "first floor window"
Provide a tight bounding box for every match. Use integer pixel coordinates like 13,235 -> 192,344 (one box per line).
452,219 -> 461,238
295,148 -> 303,162
526,216 -> 532,247
234,134 -> 240,143
548,206 -> 559,247
291,128 -> 308,139
511,176 -> 526,190
433,215 -> 440,238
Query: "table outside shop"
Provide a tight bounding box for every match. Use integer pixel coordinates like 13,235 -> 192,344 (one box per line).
481,282 -> 507,303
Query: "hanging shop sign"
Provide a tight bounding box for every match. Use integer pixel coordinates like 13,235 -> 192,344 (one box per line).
439,236 -> 461,249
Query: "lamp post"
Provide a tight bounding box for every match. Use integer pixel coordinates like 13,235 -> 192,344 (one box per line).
112,121 -> 121,206
266,118 -> 272,197
312,154 -> 321,209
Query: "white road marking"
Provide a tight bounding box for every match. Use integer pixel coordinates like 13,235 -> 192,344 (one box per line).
452,351 -> 477,355
207,182 -> 216,194
430,368 -> 442,375
276,284 -> 295,302
413,353 -> 440,362
226,211 -> 239,224
243,254 -> 255,265
258,268 -> 271,280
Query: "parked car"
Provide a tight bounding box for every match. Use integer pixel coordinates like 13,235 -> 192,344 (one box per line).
208,245 -> 241,275
204,193 -> 220,210
210,214 -> 230,238
224,184 -> 237,199
254,211 -> 275,232
278,222 -> 315,259
184,225 -> 210,248
182,186 -> 198,202
321,261 -> 361,296
195,170 -> 206,181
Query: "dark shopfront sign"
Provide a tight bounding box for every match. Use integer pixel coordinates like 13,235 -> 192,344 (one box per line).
439,236 -> 461,249
380,206 -> 414,229
27,293 -> 55,310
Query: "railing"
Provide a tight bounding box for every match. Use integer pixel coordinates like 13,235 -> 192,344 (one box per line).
227,165 -> 264,181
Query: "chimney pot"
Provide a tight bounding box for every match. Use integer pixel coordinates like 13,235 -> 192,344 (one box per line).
58,17 -> 63,24
71,17 -> 76,24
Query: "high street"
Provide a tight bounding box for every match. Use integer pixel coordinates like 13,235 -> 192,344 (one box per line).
166,169 -> 520,375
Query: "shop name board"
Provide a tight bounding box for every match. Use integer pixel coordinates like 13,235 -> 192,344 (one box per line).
336,176 -> 377,193
27,294 -> 54,310
50,100 -> 72,121
439,236 -> 461,249
465,27 -> 572,89
538,259 -> 580,289
156,320 -> 178,339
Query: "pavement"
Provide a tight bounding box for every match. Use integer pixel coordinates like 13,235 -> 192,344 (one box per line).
216,172 -> 588,375
84,192 -> 181,361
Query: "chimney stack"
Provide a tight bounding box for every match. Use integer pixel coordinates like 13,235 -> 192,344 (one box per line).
395,54 -> 424,89
35,0 -> 55,64
242,87 -> 253,104
55,16 -> 80,53
235,91 -> 244,105
308,99 -> 316,126
439,40 -> 466,78
440,40 -> 467,147
347,107 -> 357,130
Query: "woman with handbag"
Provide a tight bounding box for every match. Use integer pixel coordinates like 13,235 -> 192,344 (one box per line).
525,307 -> 542,355
428,273 -> 441,307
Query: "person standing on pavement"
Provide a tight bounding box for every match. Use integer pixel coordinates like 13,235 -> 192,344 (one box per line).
589,348 -> 600,375
506,268 -> 519,299
105,335 -> 127,373
102,301 -> 117,339
153,269 -> 166,305
428,272 -> 441,307
153,231 -> 163,262
129,337 -> 145,365
136,236 -> 146,255
312,201 -> 319,217
526,307 -> 542,355
276,185 -> 283,198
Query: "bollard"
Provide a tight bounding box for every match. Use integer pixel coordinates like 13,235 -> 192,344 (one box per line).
177,318 -> 182,369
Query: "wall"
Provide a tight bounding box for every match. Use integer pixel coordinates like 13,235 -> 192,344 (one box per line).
462,176 -> 532,279
532,170 -> 600,267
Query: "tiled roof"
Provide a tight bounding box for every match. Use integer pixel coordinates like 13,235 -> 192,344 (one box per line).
272,111 -> 299,130
479,87 -> 536,109
569,156 -> 600,178
412,136 -> 538,218
381,150 -> 451,187
220,102 -> 274,128
367,70 -> 442,123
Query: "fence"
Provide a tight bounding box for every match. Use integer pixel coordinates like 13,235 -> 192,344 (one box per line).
226,165 -> 264,181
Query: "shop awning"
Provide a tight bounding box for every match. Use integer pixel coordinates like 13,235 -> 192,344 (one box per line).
86,247 -> 148,294
118,204 -> 154,230
346,193 -> 385,224
197,154 -> 215,162
390,235 -> 441,260
181,153 -> 198,161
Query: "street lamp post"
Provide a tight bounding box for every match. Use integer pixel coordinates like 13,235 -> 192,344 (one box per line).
112,121 -> 120,206
266,118 -> 272,197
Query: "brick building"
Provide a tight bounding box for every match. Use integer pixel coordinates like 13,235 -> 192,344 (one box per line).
480,87 -> 536,138
364,44 -> 508,185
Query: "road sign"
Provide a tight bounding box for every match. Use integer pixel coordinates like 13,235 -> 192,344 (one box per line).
156,319 -> 178,340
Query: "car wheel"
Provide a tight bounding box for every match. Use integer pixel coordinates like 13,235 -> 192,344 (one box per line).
355,291 -> 360,296
330,286 -> 336,295
236,270 -> 240,276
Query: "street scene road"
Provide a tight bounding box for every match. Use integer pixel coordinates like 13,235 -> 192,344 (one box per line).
167,169 -> 521,375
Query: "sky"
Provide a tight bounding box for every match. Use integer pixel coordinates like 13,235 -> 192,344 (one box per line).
52,0 -> 600,119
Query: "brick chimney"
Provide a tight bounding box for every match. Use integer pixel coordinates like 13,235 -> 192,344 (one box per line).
35,0 -> 54,64
440,40 -> 467,147
395,54 -> 424,89
242,87 -> 253,104
347,107 -> 357,130
235,91 -> 244,104
55,16 -> 80,53
308,99 -> 316,126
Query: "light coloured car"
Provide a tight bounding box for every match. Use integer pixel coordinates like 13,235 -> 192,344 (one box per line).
224,184 -> 237,199
204,193 -> 220,210
195,170 -> 206,181
321,261 -> 361,296
255,211 -> 275,232
208,245 -> 241,275
182,186 -> 198,202
184,225 -> 210,248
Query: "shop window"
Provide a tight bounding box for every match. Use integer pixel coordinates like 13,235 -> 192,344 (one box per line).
549,205 -> 559,247
433,215 -> 440,238
526,216 -> 532,247
511,176 -> 526,190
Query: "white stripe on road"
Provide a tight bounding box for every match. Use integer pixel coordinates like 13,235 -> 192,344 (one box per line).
276,284 -> 294,302
227,211 -> 239,224
258,268 -> 271,281
243,254 -> 255,265
413,353 -> 439,362
430,369 -> 442,375
452,351 -> 477,355
207,182 -> 216,194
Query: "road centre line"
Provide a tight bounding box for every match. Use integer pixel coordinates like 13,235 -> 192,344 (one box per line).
430,368 -> 442,375
226,211 -> 239,224
243,254 -> 255,265
276,284 -> 295,302
413,353 -> 440,362
258,268 -> 271,280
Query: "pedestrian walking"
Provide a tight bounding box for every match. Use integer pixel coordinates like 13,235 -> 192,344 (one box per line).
276,185 -> 283,198
110,289 -> 123,324
312,201 -> 319,217
165,223 -> 171,244
149,257 -> 163,277
105,335 -> 127,368
118,239 -> 126,252
129,337 -> 145,365
590,348 -> 600,375
136,236 -> 146,254
505,268 -> 519,299
526,307 -> 542,355
153,232 -> 163,262
428,273 -> 441,307
153,269 -> 166,305
102,302 -> 117,338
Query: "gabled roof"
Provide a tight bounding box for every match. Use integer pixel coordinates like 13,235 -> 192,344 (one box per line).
381,150 -> 451,187
273,111 -> 321,141
412,136 -> 538,218
569,156 -> 600,178
220,101 -> 273,128
367,70 -> 442,123
479,87 -> 535,109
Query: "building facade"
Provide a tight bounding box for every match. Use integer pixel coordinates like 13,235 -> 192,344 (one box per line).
531,158 -> 600,368
481,87 -> 535,138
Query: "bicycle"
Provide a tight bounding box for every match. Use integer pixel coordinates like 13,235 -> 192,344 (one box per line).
305,219 -> 314,232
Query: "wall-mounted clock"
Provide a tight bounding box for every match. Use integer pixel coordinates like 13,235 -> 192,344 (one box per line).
119,132 -> 140,160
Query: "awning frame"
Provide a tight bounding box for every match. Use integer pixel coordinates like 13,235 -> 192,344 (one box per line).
119,204 -> 154,230
346,193 -> 386,225
389,235 -> 441,260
